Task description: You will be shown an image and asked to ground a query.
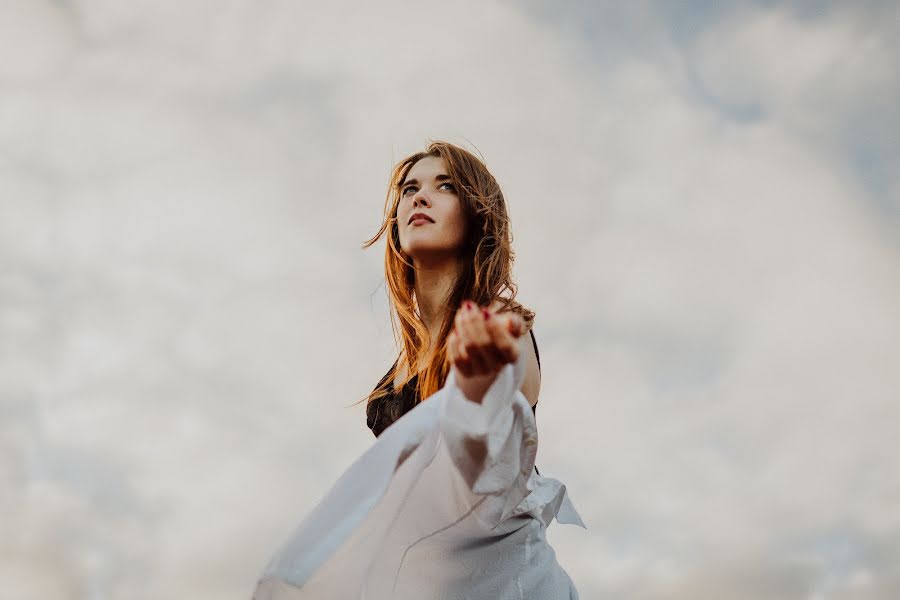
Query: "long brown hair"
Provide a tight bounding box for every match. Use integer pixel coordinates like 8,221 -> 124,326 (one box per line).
358,139 -> 535,412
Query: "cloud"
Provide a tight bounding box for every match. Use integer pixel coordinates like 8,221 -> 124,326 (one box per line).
688,1 -> 900,210
1,0 -> 898,598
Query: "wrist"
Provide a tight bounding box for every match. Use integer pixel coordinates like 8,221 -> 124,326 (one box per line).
452,366 -> 499,404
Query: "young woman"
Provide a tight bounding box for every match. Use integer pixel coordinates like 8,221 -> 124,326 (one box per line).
253,141 -> 585,599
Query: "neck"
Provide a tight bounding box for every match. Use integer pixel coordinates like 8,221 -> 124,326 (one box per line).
412,254 -> 463,347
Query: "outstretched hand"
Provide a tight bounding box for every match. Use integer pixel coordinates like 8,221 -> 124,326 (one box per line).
448,300 -> 525,380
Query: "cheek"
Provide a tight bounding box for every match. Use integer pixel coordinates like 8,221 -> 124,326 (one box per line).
452,216 -> 468,244
449,205 -> 468,240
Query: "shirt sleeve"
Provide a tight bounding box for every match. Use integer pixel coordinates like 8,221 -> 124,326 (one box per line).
252,352 -> 584,600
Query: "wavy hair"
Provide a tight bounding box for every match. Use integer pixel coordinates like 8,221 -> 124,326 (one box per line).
357,139 -> 535,414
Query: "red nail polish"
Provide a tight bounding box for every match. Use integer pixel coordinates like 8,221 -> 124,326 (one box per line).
482,308 -> 490,320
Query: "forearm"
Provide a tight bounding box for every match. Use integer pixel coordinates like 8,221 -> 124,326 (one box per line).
451,366 -> 499,404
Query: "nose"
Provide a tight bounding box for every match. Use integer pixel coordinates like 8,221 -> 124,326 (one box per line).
412,189 -> 431,208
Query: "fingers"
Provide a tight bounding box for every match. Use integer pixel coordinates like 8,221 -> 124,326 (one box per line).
450,301 -> 520,376
456,302 -> 491,374
506,313 -> 525,338
447,329 -> 469,375
448,317 -> 470,377
448,329 -> 473,377
485,312 -> 519,364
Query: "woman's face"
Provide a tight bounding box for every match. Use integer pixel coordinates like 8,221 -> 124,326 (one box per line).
396,155 -> 468,263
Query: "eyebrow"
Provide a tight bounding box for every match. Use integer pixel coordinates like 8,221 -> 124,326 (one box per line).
400,174 -> 452,188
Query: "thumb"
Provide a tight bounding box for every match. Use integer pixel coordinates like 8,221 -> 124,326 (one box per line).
506,314 -> 524,337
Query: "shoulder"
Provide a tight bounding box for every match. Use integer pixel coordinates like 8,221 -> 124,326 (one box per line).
488,298 -> 534,334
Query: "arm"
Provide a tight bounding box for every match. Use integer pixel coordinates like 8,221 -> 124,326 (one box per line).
453,369 -> 499,405
454,328 -> 540,406
441,304 -> 537,506
447,300 -> 526,404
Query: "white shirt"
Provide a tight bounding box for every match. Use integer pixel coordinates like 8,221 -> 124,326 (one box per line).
252,350 -> 586,599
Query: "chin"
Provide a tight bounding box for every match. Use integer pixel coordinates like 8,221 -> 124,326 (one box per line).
404,245 -> 456,259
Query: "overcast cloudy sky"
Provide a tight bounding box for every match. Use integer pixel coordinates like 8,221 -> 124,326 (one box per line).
1,0 -> 898,598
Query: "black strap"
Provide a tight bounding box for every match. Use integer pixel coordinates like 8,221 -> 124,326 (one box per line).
529,329 -> 542,477
529,328 -> 541,373
528,329 -> 540,417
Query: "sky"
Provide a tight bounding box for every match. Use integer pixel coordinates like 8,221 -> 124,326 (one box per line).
1,0 -> 898,598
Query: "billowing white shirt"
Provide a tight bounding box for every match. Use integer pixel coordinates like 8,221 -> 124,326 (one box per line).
252,349 -> 586,599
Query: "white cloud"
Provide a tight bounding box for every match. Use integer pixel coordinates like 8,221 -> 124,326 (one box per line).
1,0 -> 898,598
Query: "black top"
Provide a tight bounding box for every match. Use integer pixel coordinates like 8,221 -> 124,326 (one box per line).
366,329 -> 543,474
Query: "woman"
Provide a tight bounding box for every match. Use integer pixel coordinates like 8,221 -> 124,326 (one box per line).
252,140 -> 585,599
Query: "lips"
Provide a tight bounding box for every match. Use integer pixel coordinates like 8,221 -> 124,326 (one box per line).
408,212 -> 435,224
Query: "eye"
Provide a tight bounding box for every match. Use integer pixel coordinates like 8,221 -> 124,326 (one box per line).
400,182 -> 455,196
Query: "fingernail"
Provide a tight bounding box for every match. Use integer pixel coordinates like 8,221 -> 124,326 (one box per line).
482,309 -> 490,320
464,300 -> 472,310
